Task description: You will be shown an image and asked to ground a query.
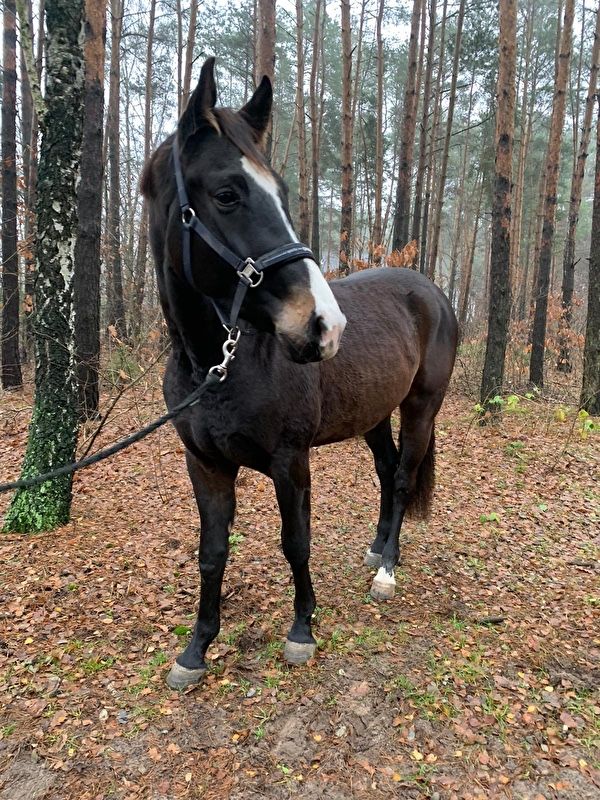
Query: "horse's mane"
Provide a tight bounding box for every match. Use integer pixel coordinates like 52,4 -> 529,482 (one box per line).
140,108 -> 265,200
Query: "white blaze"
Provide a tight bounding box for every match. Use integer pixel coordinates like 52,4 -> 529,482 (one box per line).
241,157 -> 347,356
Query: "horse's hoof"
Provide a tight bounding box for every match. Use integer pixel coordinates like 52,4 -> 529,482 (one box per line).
284,639 -> 316,665
165,662 -> 207,690
363,548 -> 382,568
370,567 -> 396,601
370,579 -> 395,601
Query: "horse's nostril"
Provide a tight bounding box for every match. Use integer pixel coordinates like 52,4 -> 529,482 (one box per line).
315,315 -> 327,334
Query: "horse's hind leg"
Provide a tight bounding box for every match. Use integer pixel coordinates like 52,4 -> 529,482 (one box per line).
363,416 -> 398,568
166,452 -> 238,690
272,450 -> 317,665
370,393 -> 441,601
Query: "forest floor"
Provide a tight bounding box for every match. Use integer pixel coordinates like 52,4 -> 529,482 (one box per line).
0,378 -> 598,800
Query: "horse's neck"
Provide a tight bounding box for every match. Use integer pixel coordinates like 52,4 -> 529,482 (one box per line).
163,273 -> 227,380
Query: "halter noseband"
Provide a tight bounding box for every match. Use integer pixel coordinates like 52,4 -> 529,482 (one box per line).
171,135 -> 317,340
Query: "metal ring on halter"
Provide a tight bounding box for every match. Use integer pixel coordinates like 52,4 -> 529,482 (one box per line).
182,207 -> 196,226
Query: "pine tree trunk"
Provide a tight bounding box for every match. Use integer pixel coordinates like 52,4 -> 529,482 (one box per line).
557,6 -> 600,372
309,0 -> 323,260
4,0 -> 85,533
421,0 -> 447,274
182,0 -> 198,107
480,0 -> 517,412
458,175 -> 484,339
106,0 -> 126,340
391,0 -> 423,253
581,99 -> 600,414
530,0 -> 575,387
339,0 -> 354,272
427,0 -> 465,281
1,0 -> 23,389
74,0 -> 106,420
255,0 -> 276,160
131,0 -> 156,336
372,0 -> 385,260
411,0 -> 436,250
295,0 -> 309,243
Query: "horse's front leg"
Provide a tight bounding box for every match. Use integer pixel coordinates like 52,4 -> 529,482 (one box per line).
166,452 -> 238,690
272,451 -> 317,665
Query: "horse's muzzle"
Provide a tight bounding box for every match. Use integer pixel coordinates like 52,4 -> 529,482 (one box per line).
280,313 -> 346,364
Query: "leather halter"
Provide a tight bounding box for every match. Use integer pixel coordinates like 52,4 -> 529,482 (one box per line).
171,135 -> 317,333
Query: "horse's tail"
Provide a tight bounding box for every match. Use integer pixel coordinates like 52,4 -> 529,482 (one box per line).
406,427 -> 436,520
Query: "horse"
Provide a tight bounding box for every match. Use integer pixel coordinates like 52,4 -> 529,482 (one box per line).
141,58 -> 458,690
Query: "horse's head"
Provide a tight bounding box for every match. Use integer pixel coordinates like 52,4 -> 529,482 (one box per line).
144,58 -> 346,364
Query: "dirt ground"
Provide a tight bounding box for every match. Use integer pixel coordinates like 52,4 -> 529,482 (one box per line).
0,386 -> 598,800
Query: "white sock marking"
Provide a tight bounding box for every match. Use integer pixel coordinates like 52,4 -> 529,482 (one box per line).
375,566 -> 396,586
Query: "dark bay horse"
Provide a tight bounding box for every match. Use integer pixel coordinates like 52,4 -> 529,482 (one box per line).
141,59 -> 458,690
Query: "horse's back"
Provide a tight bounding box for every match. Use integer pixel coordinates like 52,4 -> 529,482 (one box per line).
314,268 -> 457,444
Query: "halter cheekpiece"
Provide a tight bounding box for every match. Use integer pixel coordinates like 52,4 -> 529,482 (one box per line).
172,135 -> 318,381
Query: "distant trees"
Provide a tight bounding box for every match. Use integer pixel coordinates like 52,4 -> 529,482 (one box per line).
339,0 -> 354,271
581,100 -> 600,415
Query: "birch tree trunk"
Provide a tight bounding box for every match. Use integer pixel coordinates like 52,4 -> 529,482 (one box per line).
557,5 -> 600,372
530,0 -> 575,387
1,0 -> 23,389
4,0 -> 85,532
480,0 -> 517,412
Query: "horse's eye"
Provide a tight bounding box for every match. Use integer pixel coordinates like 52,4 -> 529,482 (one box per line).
214,190 -> 239,208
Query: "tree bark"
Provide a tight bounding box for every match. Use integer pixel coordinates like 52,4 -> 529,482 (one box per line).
131,0 -> 156,336
4,0 -> 85,532
339,0 -> 354,272
557,5 -> 600,372
106,0 -> 126,340
412,0 -> 436,254
581,99 -> 600,414
530,0 -> 575,387
1,0 -> 23,389
255,0 -> 276,159
372,0 -> 385,260
427,0 -> 465,281
294,0 -> 309,243
392,0 -> 423,253
458,175 -> 484,339
309,0 -> 323,260
480,0 -> 517,412
74,0 -> 107,420
182,0 -> 198,108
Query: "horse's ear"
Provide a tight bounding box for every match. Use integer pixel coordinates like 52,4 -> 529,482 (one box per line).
179,57 -> 218,140
239,76 -> 273,144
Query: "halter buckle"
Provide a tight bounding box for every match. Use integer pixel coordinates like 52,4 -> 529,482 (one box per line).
239,258 -> 264,288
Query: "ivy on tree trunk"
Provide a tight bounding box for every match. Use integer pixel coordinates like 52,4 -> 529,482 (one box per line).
3,0 -> 85,533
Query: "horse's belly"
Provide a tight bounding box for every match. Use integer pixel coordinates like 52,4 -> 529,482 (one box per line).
314,347 -> 417,445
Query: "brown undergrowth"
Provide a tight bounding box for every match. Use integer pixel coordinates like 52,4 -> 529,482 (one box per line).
0,383 -> 598,800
